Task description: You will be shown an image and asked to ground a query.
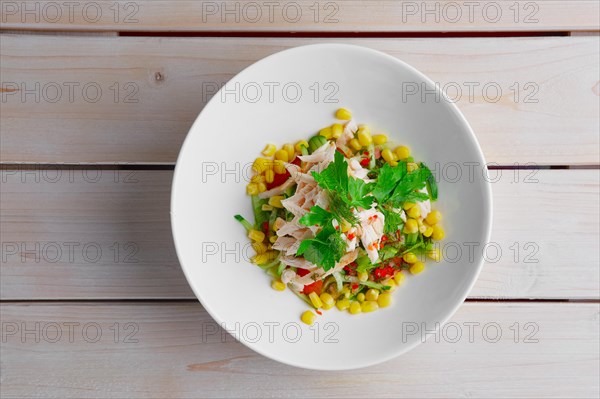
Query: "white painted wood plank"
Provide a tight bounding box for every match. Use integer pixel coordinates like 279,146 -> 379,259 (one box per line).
1,35 -> 598,164
1,169 -> 598,300
1,0 -> 598,32
1,302 -> 598,398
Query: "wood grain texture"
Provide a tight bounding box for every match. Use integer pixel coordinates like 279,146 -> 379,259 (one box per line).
1,302 -> 598,398
1,169 -> 598,300
1,0 -> 599,32
1,34 -> 599,165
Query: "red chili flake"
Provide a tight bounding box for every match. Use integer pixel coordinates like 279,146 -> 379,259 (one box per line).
360,158 -> 370,167
262,221 -> 269,233
352,283 -> 359,290
315,309 -> 323,315
373,266 -> 394,280
381,235 -> 388,242
347,232 -> 356,241
363,151 -> 370,156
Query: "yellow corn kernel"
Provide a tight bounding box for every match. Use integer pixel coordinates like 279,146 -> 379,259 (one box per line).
273,160 -> 286,174
319,126 -> 333,139
403,218 -> 418,234
262,144 -> 276,156
269,235 -> 278,244
357,130 -> 373,147
361,300 -> 379,313
394,146 -> 410,159
261,204 -> 273,212
410,261 -> 425,275
294,140 -> 309,154
335,108 -> 352,120
357,124 -> 370,134
423,225 -> 434,237
349,301 -> 362,314
378,293 -> 393,308
389,160 -> 398,167
383,279 -> 397,292
252,158 -> 271,174
357,271 -> 369,282
373,134 -> 388,145
403,252 -> 417,264
407,205 -> 421,218
365,289 -> 380,301
407,162 -> 418,172
425,210 -> 442,225
428,248 -> 442,262
265,169 -> 274,184
320,293 -> 335,310
403,202 -> 415,210
246,183 -> 259,195
268,195 -> 284,208
331,123 -> 344,139
282,143 -> 295,160
356,293 -> 365,302
251,174 -> 266,184
336,298 -> 350,311
340,287 -> 351,299
309,292 -> 323,308
340,219 -> 352,233
252,242 -> 267,254
394,271 -> 405,285
257,182 -> 267,193
301,310 -> 316,325
274,149 -> 289,162
349,138 -> 362,151
432,225 -> 445,240
248,229 -> 265,242
381,148 -> 395,163
271,280 -> 286,291
252,251 -> 276,265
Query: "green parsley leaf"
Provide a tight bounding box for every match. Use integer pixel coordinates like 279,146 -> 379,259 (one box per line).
420,162 -> 438,201
387,167 -> 430,205
380,207 -> 404,234
298,205 -> 334,227
311,151 -> 376,224
347,177 -> 375,209
312,151 -> 348,192
296,222 -> 346,271
371,163 -> 407,204
372,161 -> 431,207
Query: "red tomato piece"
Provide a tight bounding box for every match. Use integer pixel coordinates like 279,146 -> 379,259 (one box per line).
296,268 -> 310,277
303,280 -> 323,295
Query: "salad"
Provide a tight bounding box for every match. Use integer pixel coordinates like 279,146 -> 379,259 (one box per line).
235,108 -> 445,325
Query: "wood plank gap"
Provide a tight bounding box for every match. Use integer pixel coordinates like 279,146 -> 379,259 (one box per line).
115,31 -> 572,38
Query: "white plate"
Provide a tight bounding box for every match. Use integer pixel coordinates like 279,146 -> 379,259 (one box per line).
171,44 -> 492,370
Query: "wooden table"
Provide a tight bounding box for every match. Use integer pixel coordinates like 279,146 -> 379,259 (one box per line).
1,1 -> 599,398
